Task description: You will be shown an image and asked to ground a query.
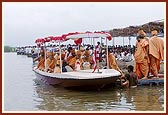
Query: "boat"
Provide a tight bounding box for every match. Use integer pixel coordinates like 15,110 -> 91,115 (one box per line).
33,32 -> 121,90
33,68 -> 121,90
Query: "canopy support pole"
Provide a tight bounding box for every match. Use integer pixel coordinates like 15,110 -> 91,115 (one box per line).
59,41 -> 62,73
123,37 -> 124,46
93,37 -> 95,50
106,38 -> 109,69
44,43 -> 47,72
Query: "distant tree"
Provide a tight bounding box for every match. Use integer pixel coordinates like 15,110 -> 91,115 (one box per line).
4,46 -> 16,52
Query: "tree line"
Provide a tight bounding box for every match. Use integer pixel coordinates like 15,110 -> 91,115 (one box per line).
4,46 -> 16,52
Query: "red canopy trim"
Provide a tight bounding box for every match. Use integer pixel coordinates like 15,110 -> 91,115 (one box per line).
74,38 -> 82,45
35,36 -> 66,44
65,31 -> 112,41
51,36 -> 66,42
35,31 -> 112,45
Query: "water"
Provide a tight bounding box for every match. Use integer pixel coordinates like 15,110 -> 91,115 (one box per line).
3,53 -> 165,111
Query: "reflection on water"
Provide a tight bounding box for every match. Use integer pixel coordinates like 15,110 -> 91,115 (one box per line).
4,53 -> 164,111
33,80 -> 164,111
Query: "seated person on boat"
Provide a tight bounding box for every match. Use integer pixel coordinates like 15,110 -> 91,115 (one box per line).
80,46 -> 85,58
54,50 -> 61,61
76,50 -> 84,70
82,49 -> 93,69
45,51 -> 56,73
107,48 -> 124,76
66,48 -> 76,66
64,47 -> 73,62
54,60 -> 61,73
67,49 -> 84,71
54,53 -> 67,73
33,49 -> 45,71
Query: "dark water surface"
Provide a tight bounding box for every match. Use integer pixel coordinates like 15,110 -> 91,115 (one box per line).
4,53 -> 165,111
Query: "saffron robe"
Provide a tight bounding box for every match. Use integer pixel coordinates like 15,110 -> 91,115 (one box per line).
45,58 -> 56,72
68,57 -> 83,70
37,57 -> 45,71
134,38 -> 149,79
108,53 -> 123,75
149,36 -> 164,77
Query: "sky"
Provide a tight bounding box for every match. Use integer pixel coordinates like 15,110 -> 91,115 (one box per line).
3,2 -> 165,47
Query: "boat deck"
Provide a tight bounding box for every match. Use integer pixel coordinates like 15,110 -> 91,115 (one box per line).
61,69 -> 121,79
34,68 -> 121,79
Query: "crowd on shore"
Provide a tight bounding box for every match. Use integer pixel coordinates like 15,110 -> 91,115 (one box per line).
16,44 -> 135,62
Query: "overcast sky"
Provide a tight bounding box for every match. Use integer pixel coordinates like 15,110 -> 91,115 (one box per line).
3,2 -> 165,47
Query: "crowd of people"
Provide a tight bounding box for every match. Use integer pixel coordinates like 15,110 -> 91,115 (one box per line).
16,46 -> 39,57
119,29 -> 164,88
134,29 -> 164,80
16,28 -> 164,88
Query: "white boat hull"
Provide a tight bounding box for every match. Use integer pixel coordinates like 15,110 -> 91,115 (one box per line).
33,68 -> 121,90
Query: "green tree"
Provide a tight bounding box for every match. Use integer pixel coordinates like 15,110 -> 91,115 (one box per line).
4,46 -> 15,52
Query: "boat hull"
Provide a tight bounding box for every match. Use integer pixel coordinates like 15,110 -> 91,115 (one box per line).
33,68 -> 121,90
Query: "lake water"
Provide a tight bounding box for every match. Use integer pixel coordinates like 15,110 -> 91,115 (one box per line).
3,53 -> 165,112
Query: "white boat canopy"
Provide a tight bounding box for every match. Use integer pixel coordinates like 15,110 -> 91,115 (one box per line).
65,32 -> 112,40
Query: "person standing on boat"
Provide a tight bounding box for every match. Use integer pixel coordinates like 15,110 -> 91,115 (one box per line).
107,48 -> 124,76
93,42 -> 101,72
96,42 -> 101,69
148,29 -> 164,78
134,30 -> 149,79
